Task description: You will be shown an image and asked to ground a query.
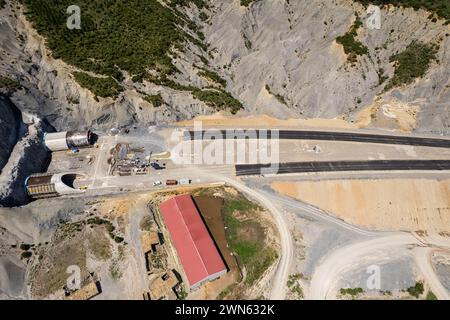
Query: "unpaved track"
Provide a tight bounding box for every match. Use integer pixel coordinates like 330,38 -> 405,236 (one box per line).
127,199 -> 150,298
194,170 -> 294,300
414,247 -> 450,300
261,191 -> 380,237
191,169 -> 450,301
309,233 -> 420,299
309,233 -> 450,300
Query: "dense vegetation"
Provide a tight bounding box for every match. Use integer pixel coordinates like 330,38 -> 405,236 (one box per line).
73,72 -> 123,98
21,0 -> 189,79
154,76 -> 242,114
385,41 -> 438,90
0,0 -> 6,9
336,16 -> 368,62
192,89 -> 243,114
21,0 -> 243,113
355,0 -> 450,22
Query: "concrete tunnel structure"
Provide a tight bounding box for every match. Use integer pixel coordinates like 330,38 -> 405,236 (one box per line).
44,130 -> 94,152
25,173 -> 87,199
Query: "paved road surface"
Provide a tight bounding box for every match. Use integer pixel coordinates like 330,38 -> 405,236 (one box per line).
236,160 -> 450,176
186,130 -> 450,148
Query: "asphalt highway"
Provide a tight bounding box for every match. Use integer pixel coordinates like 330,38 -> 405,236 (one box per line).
235,160 -> 450,176
186,130 -> 450,148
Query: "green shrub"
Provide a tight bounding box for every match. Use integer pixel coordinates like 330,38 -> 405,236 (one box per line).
340,287 -> 364,297
241,0 -> 256,7
354,1 -> 450,23
336,16 -> 368,62
21,251 -> 33,259
154,76 -> 243,114
73,72 -> 123,98
407,281 -> 424,298
198,68 -> 227,87
20,244 -> 32,251
426,291 -> 438,300
385,41 -> 438,90
265,85 -> 287,105
114,236 -> 124,244
191,88 -> 243,114
199,12 -> 208,21
170,0 -> 207,9
0,75 -> 20,90
143,94 -> 164,108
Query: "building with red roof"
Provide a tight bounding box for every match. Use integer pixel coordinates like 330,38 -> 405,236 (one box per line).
159,194 -> 227,290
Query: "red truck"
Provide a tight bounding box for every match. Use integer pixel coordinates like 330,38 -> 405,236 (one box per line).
165,179 -> 178,186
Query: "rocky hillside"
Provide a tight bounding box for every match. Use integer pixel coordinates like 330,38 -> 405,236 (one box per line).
0,95 -> 23,171
0,0 -> 449,134
204,0 -> 449,133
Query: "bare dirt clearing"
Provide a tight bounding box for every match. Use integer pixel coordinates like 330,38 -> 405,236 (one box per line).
272,179 -> 450,233
174,114 -> 358,129
190,195 -> 240,300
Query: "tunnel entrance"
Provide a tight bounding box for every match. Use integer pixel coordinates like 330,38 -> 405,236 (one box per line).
61,174 -> 78,189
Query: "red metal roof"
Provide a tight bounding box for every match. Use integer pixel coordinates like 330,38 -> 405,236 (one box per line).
159,195 -> 227,288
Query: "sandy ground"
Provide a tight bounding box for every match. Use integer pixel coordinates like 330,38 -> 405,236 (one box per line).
173,111 -> 419,133
174,113 -> 359,130
271,179 -> 450,233
357,99 -> 420,132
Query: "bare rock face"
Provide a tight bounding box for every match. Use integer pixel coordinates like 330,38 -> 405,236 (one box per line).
0,95 -> 22,171
0,95 -> 51,207
204,0 -> 450,134
0,117 -> 50,207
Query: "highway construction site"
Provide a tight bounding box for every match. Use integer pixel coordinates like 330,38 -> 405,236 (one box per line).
1,118 -> 450,300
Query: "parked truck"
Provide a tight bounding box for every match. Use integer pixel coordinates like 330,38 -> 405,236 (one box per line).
178,178 -> 191,186
165,179 -> 178,186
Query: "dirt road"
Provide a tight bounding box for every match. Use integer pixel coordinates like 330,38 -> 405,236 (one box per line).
309,233 -> 420,299
414,247 -> 450,300
196,170 -> 294,300
309,232 -> 450,300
